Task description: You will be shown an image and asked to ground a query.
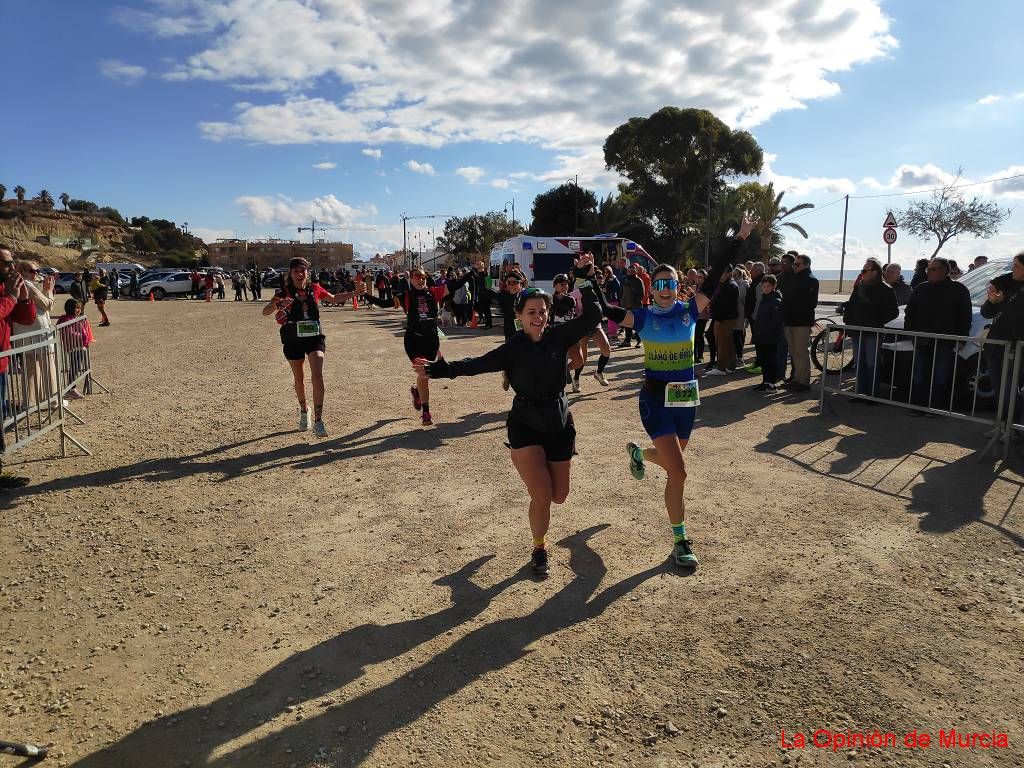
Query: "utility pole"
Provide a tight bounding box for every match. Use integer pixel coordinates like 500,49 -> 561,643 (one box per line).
703,138 -> 713,267
400,213 -> 456,268
839,195 -> 850,293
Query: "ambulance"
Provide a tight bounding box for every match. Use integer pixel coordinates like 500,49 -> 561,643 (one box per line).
488,234 -> 658,293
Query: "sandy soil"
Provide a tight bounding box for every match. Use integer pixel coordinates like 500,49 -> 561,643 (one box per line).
1,297 -> 1022,768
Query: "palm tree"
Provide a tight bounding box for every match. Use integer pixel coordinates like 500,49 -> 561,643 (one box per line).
37,189 -> 55,209
582,193 -> 643,237
14,185 -> 26,206
0,184 -> 6,202
747,182 -> 814,261
59,192 -> 71,211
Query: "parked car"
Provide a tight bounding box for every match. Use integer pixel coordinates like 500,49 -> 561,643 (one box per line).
138,272 -> 194,300
53,272 -> 77,294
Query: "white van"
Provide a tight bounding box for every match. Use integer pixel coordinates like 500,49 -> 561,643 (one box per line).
488,235 -> 657,293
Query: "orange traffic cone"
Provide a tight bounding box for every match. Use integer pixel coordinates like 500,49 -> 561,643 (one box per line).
469,310 -> 478,328
205,289 -> 212,303
148,291 -> 155,302
351,293 -> 359,310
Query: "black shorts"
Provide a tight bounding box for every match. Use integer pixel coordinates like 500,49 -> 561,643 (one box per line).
404,329 -> 440,362
282,335 -> 326,361
506,413 -> 576,462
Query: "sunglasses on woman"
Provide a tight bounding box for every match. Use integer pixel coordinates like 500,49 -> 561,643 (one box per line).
652,278 -> 678,291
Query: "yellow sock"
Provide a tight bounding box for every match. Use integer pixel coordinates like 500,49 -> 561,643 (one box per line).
533,535 -> 546,549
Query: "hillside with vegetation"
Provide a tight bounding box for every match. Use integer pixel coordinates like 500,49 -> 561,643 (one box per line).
0,184 -> 206,270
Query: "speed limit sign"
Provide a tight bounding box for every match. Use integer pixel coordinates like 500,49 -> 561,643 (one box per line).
883,227 -> 897,245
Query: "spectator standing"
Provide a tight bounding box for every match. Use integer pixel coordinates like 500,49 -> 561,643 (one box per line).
910,258 -> 929,287
215,272 -> 226,300
69,270 -> 88,308
110,268 -> 120,300
733,267 -> 749,366
980,250 -> 1024,424
883,263 -> 912,305
472,261 -> 492,328
705,268 -> 739,375
778,253 -> 819,392
129,270 -> 139,299
90,269 -> 111,326
904,257 -> 972,411
0,248 -> 37,488
842,257 -> 898,399
203,271 -> 215,301
751,274 -> 784,390
636,264 -> 652,307
232,272 -> 243,301
13,261 -> 57,408
619,264 -> 644,347
602,265 -> 622,338
744,262 -> 766,373
191,269 -> 201,300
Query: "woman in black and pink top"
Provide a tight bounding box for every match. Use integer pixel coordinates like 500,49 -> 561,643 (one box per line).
262,257 -> 361,438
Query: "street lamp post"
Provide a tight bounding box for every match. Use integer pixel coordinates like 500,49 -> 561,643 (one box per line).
566,176 -> 578,235
503,199 -> 516,233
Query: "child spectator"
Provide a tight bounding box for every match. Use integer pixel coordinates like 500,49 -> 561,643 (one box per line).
751,274 -> 784,391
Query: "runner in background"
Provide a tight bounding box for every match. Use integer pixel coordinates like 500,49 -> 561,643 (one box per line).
262,257 -> 362,438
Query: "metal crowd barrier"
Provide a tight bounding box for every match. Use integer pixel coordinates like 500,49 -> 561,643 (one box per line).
817,323 -> 1012,459
3,318 -> 95,459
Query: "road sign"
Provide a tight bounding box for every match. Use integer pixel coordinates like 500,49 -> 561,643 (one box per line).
883,212 -> 897,228
883,227 -> 897,245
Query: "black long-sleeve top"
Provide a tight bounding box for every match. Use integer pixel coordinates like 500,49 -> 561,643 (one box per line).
981,272 -> 1024,342
431,285 -> 601,428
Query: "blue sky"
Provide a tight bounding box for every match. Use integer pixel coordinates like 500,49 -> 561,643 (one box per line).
2,0 -> 1021,270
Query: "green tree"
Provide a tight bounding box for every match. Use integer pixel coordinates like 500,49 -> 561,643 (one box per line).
436,212 -> 518,260
603,107 -> 763,257
133,230 -> 160,253
743,182 -> 814,260
59,192 -> 71,211
36,189 -> 55,209
896,170 -> 1010,258
529,183 -> 598,236
69,199 -> 99,213
14,185 -> 26,205
0,184 -> 6,202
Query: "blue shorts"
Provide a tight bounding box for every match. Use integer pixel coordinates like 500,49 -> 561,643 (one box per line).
638,385 -> 696,441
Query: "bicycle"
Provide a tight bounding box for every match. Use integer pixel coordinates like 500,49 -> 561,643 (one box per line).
811,313 -> 856,374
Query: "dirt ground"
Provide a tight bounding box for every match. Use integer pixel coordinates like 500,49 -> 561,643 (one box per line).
1,297 -> 1022,768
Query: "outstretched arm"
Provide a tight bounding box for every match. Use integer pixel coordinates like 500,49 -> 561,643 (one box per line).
695,213 -> 756,313
414,343 -> 512,379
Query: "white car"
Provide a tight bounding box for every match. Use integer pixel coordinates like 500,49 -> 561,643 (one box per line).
139,272 -> 193,299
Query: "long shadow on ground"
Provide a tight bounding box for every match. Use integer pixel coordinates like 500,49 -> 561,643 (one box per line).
0,411 -> 506,508
69,525 -> 670,768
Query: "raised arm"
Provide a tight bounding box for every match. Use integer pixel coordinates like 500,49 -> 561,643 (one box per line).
694,213 -> 756,313
546,255 -> 601,349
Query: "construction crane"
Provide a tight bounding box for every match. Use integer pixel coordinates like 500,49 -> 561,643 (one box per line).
401,213 -> 456,266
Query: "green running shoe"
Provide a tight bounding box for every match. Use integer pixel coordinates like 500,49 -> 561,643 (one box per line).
627,441 -> 645,480
744,365 -> 762,374
672,538 -> 699,568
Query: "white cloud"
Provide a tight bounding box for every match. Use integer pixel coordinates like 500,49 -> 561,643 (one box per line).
236,193 -> 374,228
191,227 -> 236,243
976,92 -> 1024,106
406,160 -> 436,176
489,179 -> 511,189
455,166 -> 485,184
986,166 -> 1024,199
135,0 -> 896,153
312,161 -> 336,170
889,163 -> 955,192
759,153 -> 856,197
361,148 -> 382,160
99,59 -> 147,84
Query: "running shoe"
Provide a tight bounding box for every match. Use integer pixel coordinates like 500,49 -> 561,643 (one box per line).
672,538 -> 699,568
298,409 -> 310,431
744,365 -> 762,374
571,379 -> 580,393
410,385 -> 421,411
593,371 -> 609,386
627,441 -> 645,480
421,411 -> 434,427
531,547 -> 550,577
704,368 -> 727,377
313,420 -> 328,438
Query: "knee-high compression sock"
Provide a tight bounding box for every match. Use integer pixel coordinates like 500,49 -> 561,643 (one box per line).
421,401 -> 429,414
597,354 -> 609,373
671,522 -> 687,543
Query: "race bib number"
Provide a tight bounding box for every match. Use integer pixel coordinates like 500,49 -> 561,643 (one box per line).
665,380 -> 699,408
296,320 -> 320,338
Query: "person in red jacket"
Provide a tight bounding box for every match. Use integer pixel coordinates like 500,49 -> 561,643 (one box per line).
0,247 -> 38,489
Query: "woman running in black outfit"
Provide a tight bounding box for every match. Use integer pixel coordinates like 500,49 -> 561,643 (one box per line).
361,266 -> 472,426
415,254 -> 601,576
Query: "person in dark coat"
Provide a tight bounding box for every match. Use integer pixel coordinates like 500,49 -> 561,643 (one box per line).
980,250 -> 1024,420
883,263 -> 912,306
618,265 -> 644,347
778,254 -> 819,391
842,257 -> 899,398
69,271 -> 88,307
751,274 -> 784,390
909,258 -> 929,288
706,268 -> 739,374
904,257 -> 972,410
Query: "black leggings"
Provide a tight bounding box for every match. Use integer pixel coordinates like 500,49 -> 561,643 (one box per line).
695,319 -> 707,360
